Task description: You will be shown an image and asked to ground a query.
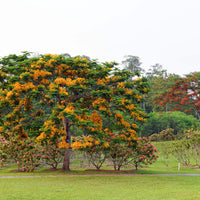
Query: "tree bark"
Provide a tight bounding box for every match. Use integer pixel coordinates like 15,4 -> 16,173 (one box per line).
62,117 -> 71,171
194,106 -> 200,120
63,148 -> 70,170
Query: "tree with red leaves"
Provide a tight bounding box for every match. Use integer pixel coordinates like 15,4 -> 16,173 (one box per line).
154,72 -> 200,119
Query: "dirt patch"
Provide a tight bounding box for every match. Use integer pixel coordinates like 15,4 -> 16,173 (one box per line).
195,166 -> 200,170
9,167 -> 136,173
42,168 -> 63,172
10,167 -> 40,172
10,169 -> 26,172
0,164 -> 9,168
85,169 -> 136,173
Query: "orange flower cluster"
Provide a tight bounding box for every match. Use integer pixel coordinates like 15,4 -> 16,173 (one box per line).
71,140 -> 82,149
71,136 -> 108,150
37,120 -> 65,141
126,104 -> 135,111
31,69 -> 52,81
0,126 -> 3,133
114,113 -> 131,128
23,96 -> 32,111
40,79 -> 49,84
125,89 -> 133,95
54,77 -> 86,87
91,112 -> 103,127
64,103 -> 75,114
92,98 -> 106,107
121,97 -> 130,105
104,128 -> 112,135
134,94 -> 142,102
96,77 -> 110,85
58,136 -> 70,148
59,87 -> 68,96
117,82 -> 125,88
12,82 -> 35,93
54,64 -> 68,75
54,77 -> 69,85
75,113 -> 90,123
102,142 -> 109,148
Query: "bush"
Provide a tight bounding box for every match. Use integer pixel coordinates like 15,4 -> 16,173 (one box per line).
141,111 -> 200,137
158,129 -> 200,167
40,139 -> 65,169
150,133 -> 160,142
0,137 -> 8,167
109,142 -> 132,171
150,129 -> 176,141
71,136 -> 109,170
171,139 -> 192,166
3,136 -> 41,172
185,129 -> 200,165
131,137 -> 159,170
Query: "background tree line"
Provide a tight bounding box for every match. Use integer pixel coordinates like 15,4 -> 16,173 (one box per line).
121,55 -> 200,137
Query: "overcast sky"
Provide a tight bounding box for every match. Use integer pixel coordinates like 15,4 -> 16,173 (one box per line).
0,0 -> 200,76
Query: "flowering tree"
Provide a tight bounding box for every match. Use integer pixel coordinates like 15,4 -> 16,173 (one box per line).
72,136 -> 109,170
0,136 -> 8,167
154,72 -> 200,119
2,136 -> 41,171
73,135 -> 158,171
109,138 -> 133,171
132,137 -> 158,170
0,52 -> 149,170
40,139 -> 65,169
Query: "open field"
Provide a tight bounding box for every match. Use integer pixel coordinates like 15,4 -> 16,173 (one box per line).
1,175 -> 200,200
1,141 -> 200,199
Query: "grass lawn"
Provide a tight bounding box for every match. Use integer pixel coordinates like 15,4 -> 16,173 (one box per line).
1,175 -> 200,200
1,141 -> 200,199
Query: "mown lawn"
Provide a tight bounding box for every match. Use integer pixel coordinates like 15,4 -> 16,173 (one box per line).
1,175 -> 200,200
1,140 -> 200,199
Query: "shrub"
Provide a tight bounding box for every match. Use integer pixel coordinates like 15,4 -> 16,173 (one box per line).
0,137 -> 8,167
71,136 -> 108,170
171,139 -> 192,166
185,129 -> 200,165
40,139 -> 65,169
158,141 -> 174,167
159,129 -> 200,167
3,136 -> 41,172
141,111 -> 200,137
150,129 -> 176,141
71,135 -> 159,171
131,137 -> 159,170
109,142 -> 132,171
150,133 -> 160,142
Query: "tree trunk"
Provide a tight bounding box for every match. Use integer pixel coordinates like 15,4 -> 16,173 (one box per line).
62,117 -> 71,171
194,106 -> 200,120
63,148 -> 70,170
135,163 -> 138,170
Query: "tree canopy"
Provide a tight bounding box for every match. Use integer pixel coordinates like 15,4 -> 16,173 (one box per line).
0,52 -> 149,170
122,55 -> 144,73
154,72 -> 200,119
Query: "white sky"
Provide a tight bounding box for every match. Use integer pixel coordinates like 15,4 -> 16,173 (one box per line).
0,0 -> 200,76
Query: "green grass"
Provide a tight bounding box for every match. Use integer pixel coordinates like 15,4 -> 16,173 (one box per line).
1,176 -> 200,200
142,141 -> 200,174
1,141 -> 200,199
